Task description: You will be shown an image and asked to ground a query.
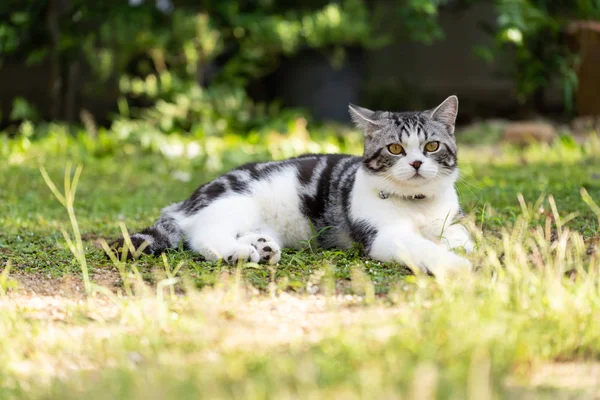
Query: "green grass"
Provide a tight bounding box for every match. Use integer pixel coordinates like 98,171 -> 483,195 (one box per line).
0,128 -> 599,398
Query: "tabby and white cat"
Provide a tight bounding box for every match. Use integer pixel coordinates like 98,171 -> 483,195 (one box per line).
114,95 -> 474,275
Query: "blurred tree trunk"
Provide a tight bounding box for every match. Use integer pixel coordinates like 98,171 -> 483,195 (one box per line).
65,61 -> 81,123
47,0 -> 74,121
47,0 -> 63,120
568,21 -> 600,117
530,38 -> 549,116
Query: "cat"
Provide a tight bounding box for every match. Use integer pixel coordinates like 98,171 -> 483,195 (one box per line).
112,95 -> 474,275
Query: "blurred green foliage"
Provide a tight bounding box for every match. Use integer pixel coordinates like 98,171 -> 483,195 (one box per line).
489,0 -> 600,111
0,0 -> 450,138
1,0 -> 600,136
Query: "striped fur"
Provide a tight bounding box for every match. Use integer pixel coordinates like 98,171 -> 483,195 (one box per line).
112,96 -> 474,275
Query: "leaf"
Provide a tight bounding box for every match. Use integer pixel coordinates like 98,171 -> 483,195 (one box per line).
10,12 -> 28,25
26,48 -> 48,65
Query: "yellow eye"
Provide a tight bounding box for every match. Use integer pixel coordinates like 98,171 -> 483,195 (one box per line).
387,143 -> 404,155
425,141 -> 440,152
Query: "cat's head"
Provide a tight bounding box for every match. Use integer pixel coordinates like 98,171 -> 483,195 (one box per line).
349,96 -> 459,192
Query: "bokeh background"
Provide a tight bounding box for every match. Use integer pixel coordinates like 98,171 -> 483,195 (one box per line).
1,0 -> 599,136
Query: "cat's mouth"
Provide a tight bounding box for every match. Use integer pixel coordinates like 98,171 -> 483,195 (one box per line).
409,173 -> 425,180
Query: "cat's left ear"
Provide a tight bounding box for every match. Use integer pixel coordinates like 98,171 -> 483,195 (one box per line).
429,95 -> 459,133
349,104 -> 378,134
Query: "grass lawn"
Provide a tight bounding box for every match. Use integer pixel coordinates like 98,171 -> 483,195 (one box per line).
0,128 -> 599,398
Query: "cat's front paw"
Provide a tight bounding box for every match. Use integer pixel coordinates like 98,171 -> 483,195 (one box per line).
424,252 -> 472,278
462,239 -> 475,254
440,224 -> 475,253
237,233 -> 281,264
445,253 -> 472,272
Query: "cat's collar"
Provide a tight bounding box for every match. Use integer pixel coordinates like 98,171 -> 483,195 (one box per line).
379,191 -> 426,201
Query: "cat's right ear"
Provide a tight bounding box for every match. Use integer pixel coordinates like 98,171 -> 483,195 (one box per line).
349,104 -> 378,134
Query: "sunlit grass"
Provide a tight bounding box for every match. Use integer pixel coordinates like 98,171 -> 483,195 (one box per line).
0,126 -> 599,398
0,199 -> 599,398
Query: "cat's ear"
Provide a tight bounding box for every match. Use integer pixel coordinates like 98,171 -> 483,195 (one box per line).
429,95 -> 459,129
349,104 -> 378,133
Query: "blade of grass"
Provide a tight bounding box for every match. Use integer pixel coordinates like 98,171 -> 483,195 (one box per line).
40,165 -> 91,295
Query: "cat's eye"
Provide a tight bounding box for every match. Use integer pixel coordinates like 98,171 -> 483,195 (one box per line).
424,141 -> 440,152
387,143 -> 404,155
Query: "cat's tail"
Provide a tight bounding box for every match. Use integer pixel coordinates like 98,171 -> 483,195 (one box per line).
110,204 -> 184,259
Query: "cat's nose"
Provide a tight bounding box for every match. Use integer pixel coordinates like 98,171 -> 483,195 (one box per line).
410,160 -> 423,170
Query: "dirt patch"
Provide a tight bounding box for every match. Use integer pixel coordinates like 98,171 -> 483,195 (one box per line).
12,268 -> 122,298
91,268 -> 122,290
0,294 -> 119,322
182,289 -> 402,350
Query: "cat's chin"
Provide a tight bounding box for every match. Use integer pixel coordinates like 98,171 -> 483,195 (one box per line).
406,174 -> 428,182
364,168 -> 459,199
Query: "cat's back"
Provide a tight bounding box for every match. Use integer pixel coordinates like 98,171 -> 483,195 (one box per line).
227,153 -> 361,205
232,153 -> 357,180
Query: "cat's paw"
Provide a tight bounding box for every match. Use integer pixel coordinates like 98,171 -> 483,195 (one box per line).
462,239 -> 475,254
424,252 -> 472,278
445,253 -> 472,272
440,223 -> 475,253
225,245 -> 261,265
237,233 -> 282,264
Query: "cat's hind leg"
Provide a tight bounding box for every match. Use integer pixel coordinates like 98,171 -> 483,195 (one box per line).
183,196 -> 281,265
189,228 -> 261,265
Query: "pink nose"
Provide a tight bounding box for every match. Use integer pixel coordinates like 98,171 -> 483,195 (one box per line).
410,160 -> 423,170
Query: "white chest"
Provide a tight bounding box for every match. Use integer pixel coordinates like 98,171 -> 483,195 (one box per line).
407,200 -> 458,240
350,169 -> 460,240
